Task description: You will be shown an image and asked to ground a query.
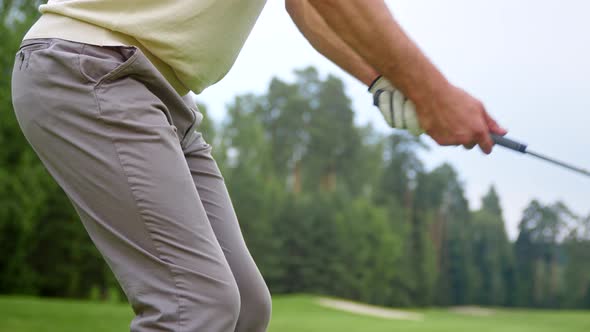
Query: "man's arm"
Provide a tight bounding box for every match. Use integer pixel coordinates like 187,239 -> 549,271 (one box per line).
286,0 -> 378,85
287,0 -> 506,153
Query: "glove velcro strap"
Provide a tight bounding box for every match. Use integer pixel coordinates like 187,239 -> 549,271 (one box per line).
373,89 -> 384,107
401,101 -> 407,129
374,89 -> 396,128
389,90 -> 396,128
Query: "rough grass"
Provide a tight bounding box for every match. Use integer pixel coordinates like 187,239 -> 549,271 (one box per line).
1,294 -> 589,332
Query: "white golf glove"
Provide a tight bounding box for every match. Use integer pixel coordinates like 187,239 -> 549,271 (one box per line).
368,76 -> 424,136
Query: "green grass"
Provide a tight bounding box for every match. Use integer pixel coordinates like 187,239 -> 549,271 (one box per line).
1,294 -> 589,332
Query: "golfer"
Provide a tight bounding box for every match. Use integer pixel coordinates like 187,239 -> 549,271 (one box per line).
11,0 -> 505,331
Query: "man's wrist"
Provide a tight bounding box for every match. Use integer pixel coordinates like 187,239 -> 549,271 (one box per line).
406,72 -> 451,111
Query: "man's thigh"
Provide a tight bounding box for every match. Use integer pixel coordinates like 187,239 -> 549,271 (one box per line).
12,39 -> 239,331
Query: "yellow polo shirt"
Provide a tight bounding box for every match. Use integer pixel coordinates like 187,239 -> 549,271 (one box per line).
24,0 -> 268,95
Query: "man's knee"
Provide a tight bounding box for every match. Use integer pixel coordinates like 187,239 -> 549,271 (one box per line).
236,286 -> 272,332
206,278 -> 242,326
128,273 -> 242,331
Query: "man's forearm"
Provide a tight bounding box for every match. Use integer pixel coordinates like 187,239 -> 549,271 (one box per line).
307,0 -> 451,107
286,0 -> 378,85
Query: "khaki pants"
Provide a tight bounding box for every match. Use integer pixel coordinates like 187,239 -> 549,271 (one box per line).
11,38 -> 271,332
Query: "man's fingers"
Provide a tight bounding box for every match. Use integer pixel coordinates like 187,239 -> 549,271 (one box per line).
463,143 -> 476,150
470,113 -> 494,154
476,128 -> 494,154
484,112 -> 507,135
480,111 -> 505,153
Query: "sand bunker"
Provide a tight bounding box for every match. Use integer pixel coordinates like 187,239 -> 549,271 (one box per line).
449,306 -> 496,316
317,297 -> 424,321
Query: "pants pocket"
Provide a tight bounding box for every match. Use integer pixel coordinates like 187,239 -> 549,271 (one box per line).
78,44 -> 139,85
15,39 -> 52,71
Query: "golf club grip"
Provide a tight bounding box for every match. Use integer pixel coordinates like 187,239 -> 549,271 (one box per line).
491,134 -> 528,153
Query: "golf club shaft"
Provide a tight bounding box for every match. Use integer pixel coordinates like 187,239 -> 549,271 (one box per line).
525,150 -> 590,177
490,134 -> 590,178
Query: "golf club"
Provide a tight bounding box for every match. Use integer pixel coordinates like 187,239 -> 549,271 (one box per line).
491,134 -> 590,178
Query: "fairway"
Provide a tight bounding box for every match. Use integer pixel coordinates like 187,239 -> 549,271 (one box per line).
1,295 -> 589,332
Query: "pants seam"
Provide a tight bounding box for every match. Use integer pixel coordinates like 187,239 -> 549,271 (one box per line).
92,86 -> 187,331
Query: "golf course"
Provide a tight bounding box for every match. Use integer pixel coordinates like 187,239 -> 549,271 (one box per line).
1,295 -> 589,332
3,2 -> 590,332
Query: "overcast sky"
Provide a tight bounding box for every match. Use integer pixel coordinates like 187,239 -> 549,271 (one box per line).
197,0 -> 590,239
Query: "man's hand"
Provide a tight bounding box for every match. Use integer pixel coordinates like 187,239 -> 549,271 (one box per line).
414,83 -> 506,154
368,76 -> 506,151
369,76 -> 424,136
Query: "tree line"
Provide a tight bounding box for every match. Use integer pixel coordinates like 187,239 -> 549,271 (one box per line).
1,1 -> 589,308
